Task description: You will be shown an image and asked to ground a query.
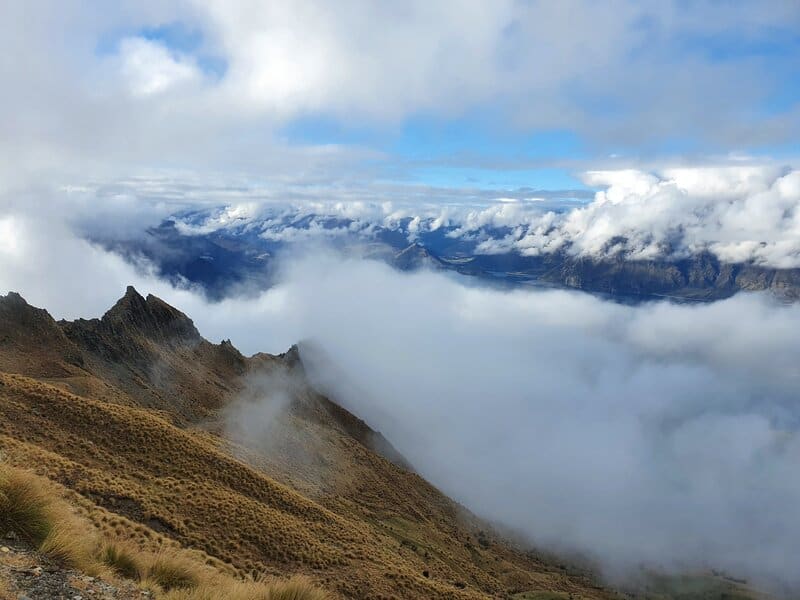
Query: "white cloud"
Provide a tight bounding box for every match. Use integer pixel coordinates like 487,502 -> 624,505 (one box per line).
0,216 -> 28,260
2,207 -> 800,593
195,0 -> 516,119
118,37 -> 203,97
45,164 -> 800,270
482,166 -> 800,267
0,0 -> 798,190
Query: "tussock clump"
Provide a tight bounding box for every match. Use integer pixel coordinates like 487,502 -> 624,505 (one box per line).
0,464 -> 97,571
264,575 -> 330,600
99,539 -> 144,580
141,549 -> 206,591
0,465 -> 53,544
38,518 -> 98,572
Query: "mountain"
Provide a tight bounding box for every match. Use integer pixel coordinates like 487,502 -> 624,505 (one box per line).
453,250 -> 800,302
97,215 -> 800,303
0,289 -> 622,599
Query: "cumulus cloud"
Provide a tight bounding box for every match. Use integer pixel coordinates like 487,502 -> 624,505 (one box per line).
0,0 -> 798,189
2,200 -> 800,595
96,165 -> 800,270
544,166 -> 800,266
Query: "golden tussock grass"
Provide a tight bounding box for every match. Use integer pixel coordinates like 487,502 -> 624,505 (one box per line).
0,345 -> 620,599
0,461 -> 330,599
0,465 -> 54,544
161,575 -> 329,600
139,549 -> 208,592
98,539 -> 144,580
98,539 -> 207,591
0,463 -> 98,573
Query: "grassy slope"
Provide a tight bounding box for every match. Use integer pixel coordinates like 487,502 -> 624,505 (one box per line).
0,290 -> 619,599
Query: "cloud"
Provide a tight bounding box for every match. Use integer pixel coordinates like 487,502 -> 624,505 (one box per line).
2,200 -> 800,594
117,37 -> 203,97
455,165 -> 800,268
0,0 -> 798,190
82,165 -> 800,270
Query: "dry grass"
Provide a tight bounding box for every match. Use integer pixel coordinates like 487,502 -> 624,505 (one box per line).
162,575 -> 329,600
0,465 -> 54,544
0,462 -> 329,599
0,370 -> 616,599
0,285 -> 624,600
0,463 -> 97,572
140,549 -> 206,592
263,576 -> 330,600
99,539 -> 143,580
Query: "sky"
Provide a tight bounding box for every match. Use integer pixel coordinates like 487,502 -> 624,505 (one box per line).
3,2 -> 800,592
1,0 -> 799,194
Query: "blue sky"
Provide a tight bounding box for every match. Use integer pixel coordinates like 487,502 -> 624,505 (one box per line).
281,115 -> 590,189
2,1 -> 799,195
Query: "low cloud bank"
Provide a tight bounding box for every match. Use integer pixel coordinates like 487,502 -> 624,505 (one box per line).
2,207 -> 800,593
290,260 -> 800,590
152,165 -> 800,269
500,166 -> 800,267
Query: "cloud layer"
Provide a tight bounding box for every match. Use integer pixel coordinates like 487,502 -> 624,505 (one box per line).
1,1 -> 798,189
109,165 -> 800,269
476,166 -> 800,267
2,205 -> 800,594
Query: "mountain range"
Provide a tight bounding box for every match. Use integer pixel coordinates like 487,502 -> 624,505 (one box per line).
97,212 -> 800,303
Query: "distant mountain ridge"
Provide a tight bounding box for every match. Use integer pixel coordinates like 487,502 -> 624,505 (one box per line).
97,212 -> 800,302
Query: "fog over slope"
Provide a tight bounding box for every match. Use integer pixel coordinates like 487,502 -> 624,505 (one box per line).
2,203 -> 800,593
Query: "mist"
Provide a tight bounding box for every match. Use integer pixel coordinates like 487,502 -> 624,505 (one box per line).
260,257 -> 800,592
2,210 -> 800,593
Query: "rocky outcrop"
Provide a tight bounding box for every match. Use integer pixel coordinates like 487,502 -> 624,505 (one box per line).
51,288 -> 247,419
61,287 -> 201,359
392,243 -> 445,272
0,292 -> 84,376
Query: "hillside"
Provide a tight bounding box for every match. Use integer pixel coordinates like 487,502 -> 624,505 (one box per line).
0,289 -> 621,599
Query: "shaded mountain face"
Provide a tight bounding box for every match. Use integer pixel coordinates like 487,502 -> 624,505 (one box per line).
0,289 -> 620,599
97,214 -> 800,303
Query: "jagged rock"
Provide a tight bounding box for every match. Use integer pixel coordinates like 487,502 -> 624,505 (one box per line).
88,286 -> 201,346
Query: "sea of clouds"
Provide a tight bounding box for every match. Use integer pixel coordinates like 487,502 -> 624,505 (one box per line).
139,165 -> 800,270
2,187 -> 800,593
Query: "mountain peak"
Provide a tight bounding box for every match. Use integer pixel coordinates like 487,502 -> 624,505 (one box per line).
0,291 -> 84,373
101,287 -> 200,343
0,291 -> 54,326
105,286 -> 147,318
1,291 -> 27,305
